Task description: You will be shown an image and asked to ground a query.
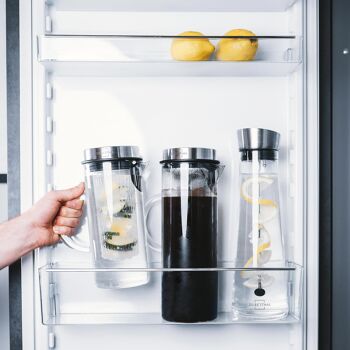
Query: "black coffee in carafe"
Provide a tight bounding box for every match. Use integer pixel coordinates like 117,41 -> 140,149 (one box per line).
160,147 -> 223,323
162,196 -> 218,322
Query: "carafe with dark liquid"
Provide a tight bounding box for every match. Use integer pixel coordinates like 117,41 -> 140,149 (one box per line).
160,147 -> 224,322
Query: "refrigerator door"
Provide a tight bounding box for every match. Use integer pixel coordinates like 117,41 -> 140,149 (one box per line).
14,0 -> 319,349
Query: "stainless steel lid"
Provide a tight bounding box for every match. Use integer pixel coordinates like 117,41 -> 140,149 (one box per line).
162,147 -> 217,162
237,128 -> 280,151
83,146 -> 142,163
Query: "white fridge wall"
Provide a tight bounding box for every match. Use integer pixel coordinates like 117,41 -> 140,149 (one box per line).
46,0 -> 298,13
48,76 -> 290,263
19,0 -> 317,349
53,323 -> 299,350
46,11 -> 289,35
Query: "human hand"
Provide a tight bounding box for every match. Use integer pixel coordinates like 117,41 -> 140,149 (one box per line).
23,182 -> 85,248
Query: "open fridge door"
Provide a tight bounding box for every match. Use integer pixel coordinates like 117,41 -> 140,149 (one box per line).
17,0 -> 319,349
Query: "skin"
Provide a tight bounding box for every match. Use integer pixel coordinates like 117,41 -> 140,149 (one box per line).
0,183 -> 85,269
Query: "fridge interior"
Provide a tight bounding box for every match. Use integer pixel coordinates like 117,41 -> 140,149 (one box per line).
29,0 -> 309,349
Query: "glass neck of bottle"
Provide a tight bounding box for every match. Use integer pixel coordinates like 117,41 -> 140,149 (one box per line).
240,157 -> 278,175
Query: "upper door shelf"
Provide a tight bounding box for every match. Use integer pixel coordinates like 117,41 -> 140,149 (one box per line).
47,0 -> 299,12
37,35 -> 302,77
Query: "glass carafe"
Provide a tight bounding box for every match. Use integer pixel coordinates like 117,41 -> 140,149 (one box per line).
63,146 -> 149,289
233,129 -> 288,320
160,147 -> 224,323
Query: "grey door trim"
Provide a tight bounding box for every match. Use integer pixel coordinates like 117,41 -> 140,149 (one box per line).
332,0 -> 350,348
320,0 -> 350,349
319,0 -> 332,349
6,0 -> 22,350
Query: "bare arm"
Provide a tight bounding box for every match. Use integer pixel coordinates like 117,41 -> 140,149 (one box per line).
0,183 -> 85,268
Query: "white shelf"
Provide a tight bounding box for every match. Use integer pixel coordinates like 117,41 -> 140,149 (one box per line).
38,35 -> 301,77
47,0 -> 299,12
42,61 -> 301,77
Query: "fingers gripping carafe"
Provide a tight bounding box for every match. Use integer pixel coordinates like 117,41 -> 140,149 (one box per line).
233,129 -> 288,320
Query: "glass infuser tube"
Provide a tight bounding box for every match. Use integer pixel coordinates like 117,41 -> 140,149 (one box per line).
251,150 -> 260,268
251,151 -> 265,297
180,162 -> 189,240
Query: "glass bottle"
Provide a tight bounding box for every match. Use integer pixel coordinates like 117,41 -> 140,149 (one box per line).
160,147 -> 224,322
232,128 -> 288,320
63,146 -> 149,289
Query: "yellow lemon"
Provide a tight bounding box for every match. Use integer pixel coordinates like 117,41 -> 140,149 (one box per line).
104,218 -> 137,251
241,225 -> 272,278
243,242 -> 271,270
241,176 -> 277,208
104,233 -> 137,251
241,244 -> 272,279
217,29 -> 258,61
171,31 -> 215,61
108,218 -> 133,237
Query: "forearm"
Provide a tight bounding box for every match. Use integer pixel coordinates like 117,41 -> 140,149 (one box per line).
0,214 -> 38,269
0,183 -> 84,269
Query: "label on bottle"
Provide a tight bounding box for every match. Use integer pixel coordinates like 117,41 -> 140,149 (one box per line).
248,300 -> 271,310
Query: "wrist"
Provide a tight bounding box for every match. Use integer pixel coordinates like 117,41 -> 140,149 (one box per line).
15,212 -> 41,251
0,213 -> 38,268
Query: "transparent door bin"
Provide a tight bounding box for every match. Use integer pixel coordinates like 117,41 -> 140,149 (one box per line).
37,35 -> 302,77
39,262 -> 302,325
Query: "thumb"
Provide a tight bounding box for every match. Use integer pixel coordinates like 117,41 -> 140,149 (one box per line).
54,182 -> 85,203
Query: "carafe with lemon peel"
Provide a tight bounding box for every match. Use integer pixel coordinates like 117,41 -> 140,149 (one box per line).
77,146 -> 150,289
233,128 -> 288,320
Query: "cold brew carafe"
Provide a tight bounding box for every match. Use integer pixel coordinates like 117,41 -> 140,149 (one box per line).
160,147 -> 223,323
233,129 -> 288,320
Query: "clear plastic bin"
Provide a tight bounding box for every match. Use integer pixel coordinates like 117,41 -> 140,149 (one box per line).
39,262 -> 303,325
